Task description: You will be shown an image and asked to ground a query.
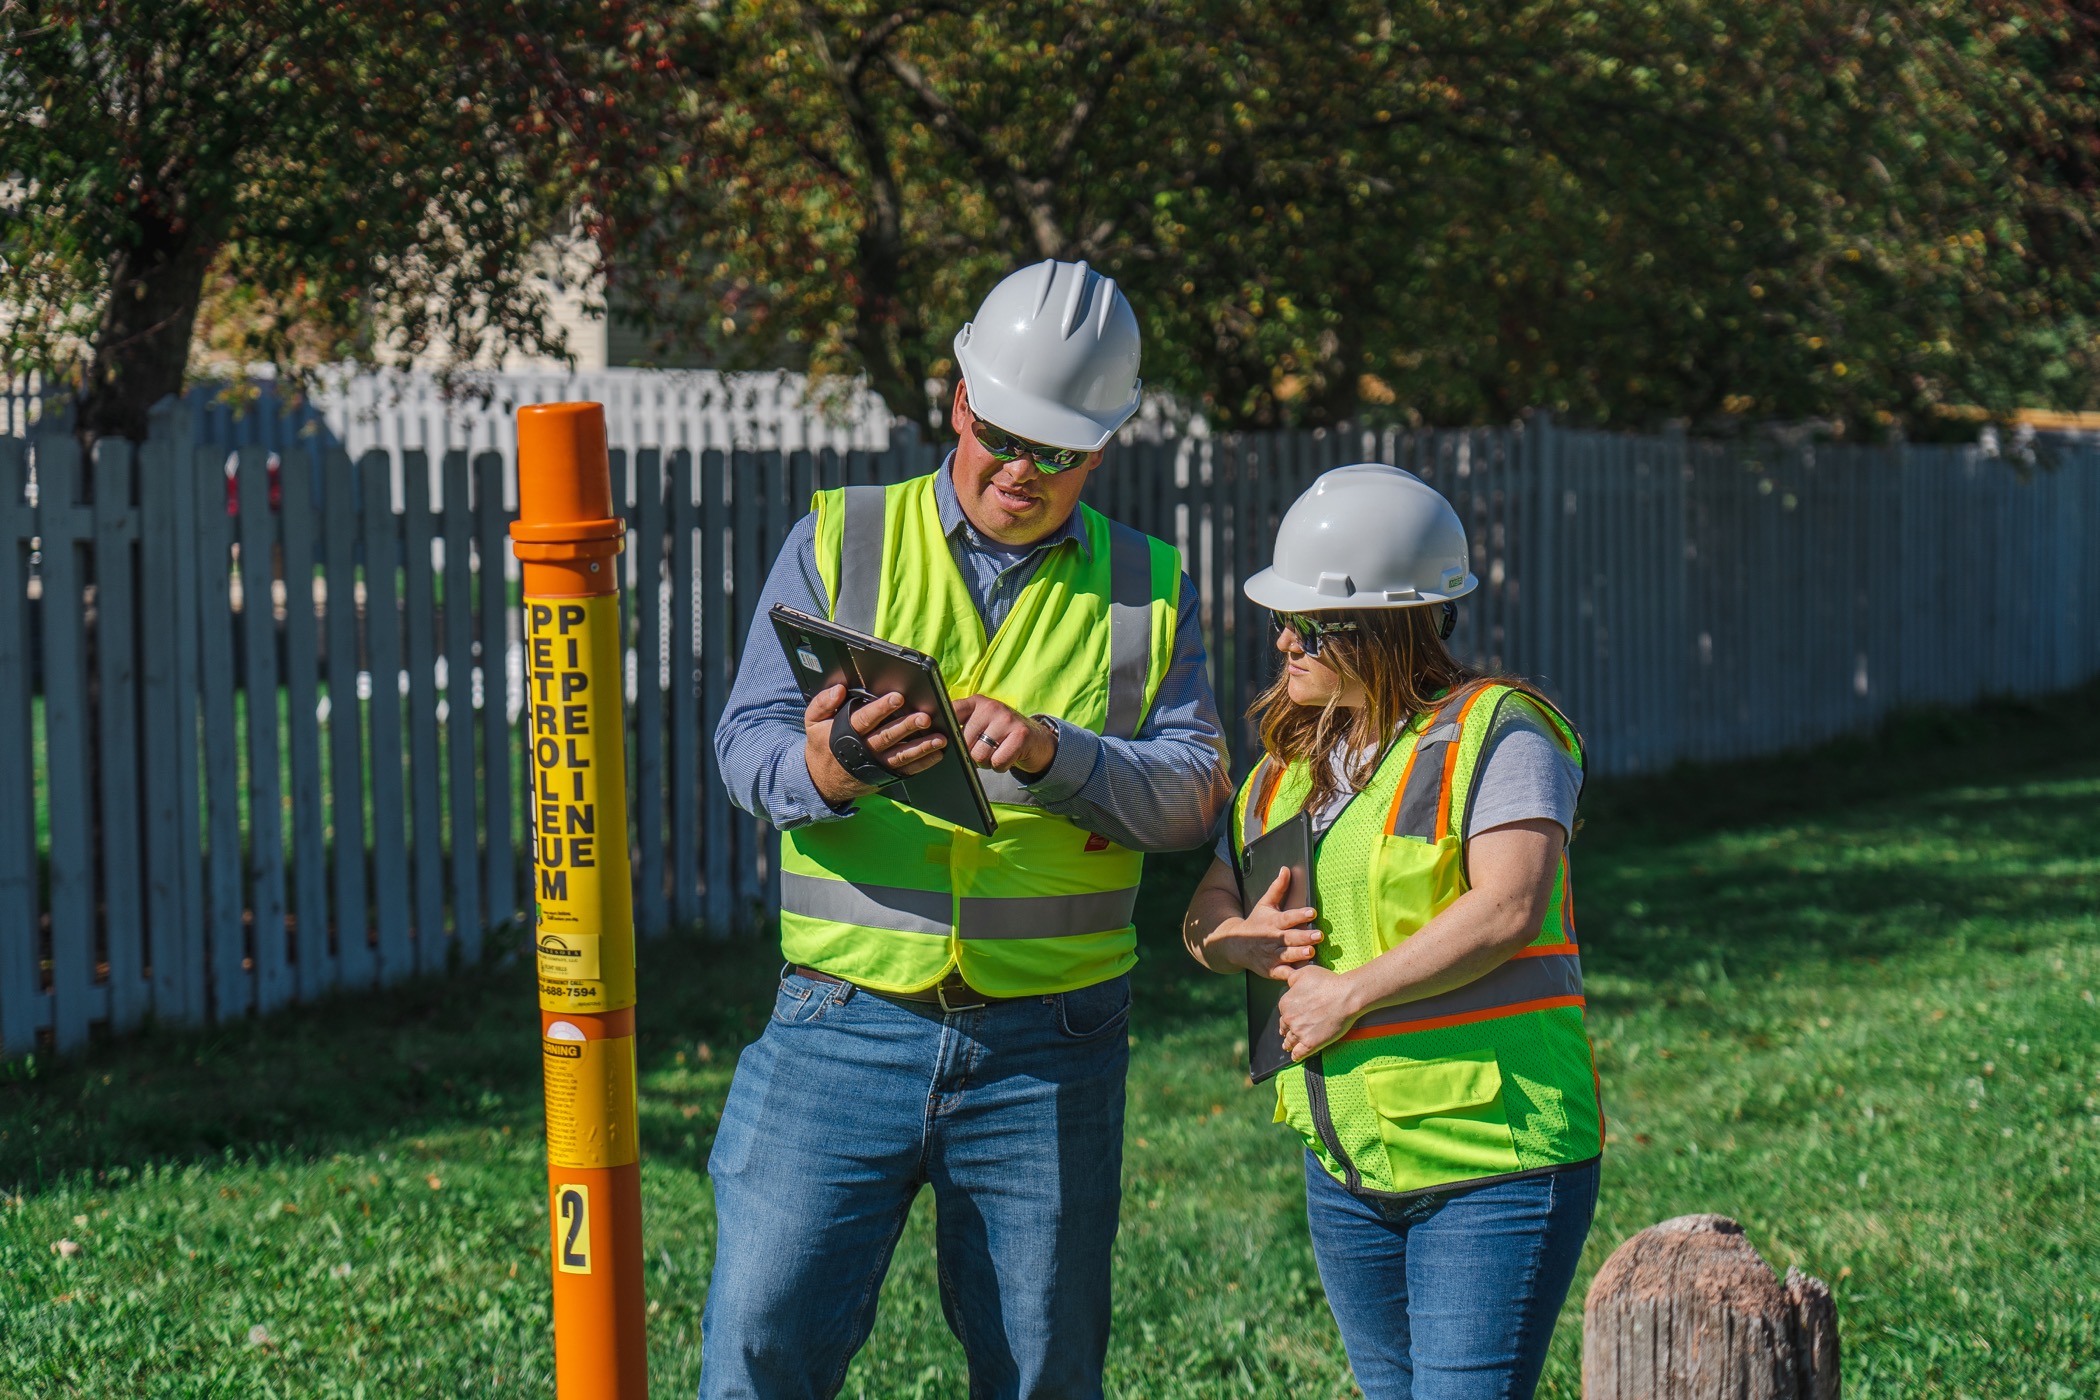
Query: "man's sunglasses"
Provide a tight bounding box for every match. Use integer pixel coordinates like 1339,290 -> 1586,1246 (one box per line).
969,412 -> 1093,472
1270,610 -> 1359,657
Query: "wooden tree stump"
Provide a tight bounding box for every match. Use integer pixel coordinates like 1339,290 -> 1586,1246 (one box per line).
1584,1214 -> 1840,1399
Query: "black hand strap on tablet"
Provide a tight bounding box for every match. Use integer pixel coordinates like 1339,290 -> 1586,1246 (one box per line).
829,690 -> 905,789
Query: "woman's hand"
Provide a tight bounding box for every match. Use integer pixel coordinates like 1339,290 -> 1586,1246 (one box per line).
1277,964 -> 1364,1061
1182,859 -> 1321,976
1202,866 -> 1321,979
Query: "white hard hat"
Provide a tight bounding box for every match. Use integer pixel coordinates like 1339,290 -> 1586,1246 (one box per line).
1243,464 -> 1478,612
953,259 -> 1142,452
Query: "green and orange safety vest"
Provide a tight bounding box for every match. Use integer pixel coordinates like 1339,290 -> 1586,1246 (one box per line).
1232,683 -> 1604,1197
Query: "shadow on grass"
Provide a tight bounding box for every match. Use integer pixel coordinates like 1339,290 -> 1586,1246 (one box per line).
7,680 -> 2098,1197
0,926 -> 784,1195
1575,681 -> 2100,850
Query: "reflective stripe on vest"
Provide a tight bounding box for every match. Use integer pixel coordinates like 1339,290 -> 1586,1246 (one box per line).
1341,944 -> 1584,1041
781,873 -> 1139,941
835,483 -> 886,635
1103,520 -> 1154,740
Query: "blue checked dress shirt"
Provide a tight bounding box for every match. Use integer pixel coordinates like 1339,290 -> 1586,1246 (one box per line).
712,456 -> 1231,852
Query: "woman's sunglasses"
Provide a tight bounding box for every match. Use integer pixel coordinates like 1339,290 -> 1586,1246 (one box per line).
969,411 -> 1093,472
1271,603 -> 1458,657
1270,610 -> 1359,657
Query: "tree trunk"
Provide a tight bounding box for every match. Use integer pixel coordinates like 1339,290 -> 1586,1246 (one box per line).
76,211 -> 213,447
1584,1214 -> 1840,1399
850,224 -> 936,440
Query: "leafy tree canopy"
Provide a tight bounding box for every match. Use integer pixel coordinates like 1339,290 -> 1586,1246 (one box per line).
0,0 -> 683,441
607,1 -> 2100,437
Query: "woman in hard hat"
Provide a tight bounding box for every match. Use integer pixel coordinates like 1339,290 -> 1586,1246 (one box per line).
1182,463 -> 1600,1399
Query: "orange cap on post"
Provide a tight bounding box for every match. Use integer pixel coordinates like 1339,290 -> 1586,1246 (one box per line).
512,402 -> 624,593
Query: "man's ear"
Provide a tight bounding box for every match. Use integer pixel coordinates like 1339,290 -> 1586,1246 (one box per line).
949,381 -> 971,438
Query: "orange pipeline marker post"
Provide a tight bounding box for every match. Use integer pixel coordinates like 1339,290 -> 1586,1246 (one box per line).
511,403 -> 646,1398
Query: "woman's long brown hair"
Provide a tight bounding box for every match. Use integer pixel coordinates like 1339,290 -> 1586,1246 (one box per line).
1253,607 -> 1490,817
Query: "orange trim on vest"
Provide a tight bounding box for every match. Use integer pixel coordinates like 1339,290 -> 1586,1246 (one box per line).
1382,744 -> 1422,835
1337,993 -> 1587,1043
1432,686 -> 1494,841
1507,942 -> 1579,960
1381,701 -> 1451,835
1256,758 -> 1286,825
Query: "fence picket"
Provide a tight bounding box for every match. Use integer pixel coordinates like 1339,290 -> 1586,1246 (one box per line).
756,450 -> 787,918
360,452 -> 414,983
0,438 -> 34,1053
171,429 -> 209,1023
236,446 -> 293,1013
323,449 -> 371,990
39,436 -> 97,1050
1233,436 -> 1258,753
93,440 -> 147,1031
476,450 -> 517,929
700,448 -> 732,935
442,450 -> 483,960
612,449 -> 630,707
194,446 -> 248,1020
632,447 -> 667,939
136,417 -> 193,1026
280,444 -> 331,998
400,452 -> 446,970
670,448 -> 699,929
730,448 -> 760,909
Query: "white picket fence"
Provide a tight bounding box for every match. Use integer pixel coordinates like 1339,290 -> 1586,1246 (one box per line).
181,368 -> 898,463
0,405 -> 2094,1057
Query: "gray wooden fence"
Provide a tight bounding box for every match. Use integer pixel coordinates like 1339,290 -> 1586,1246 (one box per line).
1,409 -> 2094,1055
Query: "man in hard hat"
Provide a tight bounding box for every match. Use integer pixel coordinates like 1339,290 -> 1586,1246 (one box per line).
706,259 -> 1231,1397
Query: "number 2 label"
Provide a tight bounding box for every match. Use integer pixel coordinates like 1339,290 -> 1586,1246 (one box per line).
554,1183 -> 592,1274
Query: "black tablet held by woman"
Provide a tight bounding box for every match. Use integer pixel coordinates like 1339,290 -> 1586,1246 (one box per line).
769,604 -> 998,836
1239,810 -> 1315,1083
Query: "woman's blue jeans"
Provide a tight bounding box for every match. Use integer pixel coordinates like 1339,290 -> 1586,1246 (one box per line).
1302,1151 -> 1601,1400
698,970 -> 1132,1400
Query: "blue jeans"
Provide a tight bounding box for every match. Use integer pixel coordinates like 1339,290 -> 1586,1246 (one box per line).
699,970 -> 1132,1400
1303,1152 -> 1600,1400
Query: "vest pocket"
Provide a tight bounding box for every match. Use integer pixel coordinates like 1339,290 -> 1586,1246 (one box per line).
1366,833 -> 1467,955
1360,1049 -> 1523,1191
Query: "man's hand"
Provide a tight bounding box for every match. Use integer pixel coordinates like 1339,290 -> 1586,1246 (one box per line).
1199,866 -> 1321,979
952,694 -> 1058,776
1277,963 -> 1363,1062
804,684 -> 948,807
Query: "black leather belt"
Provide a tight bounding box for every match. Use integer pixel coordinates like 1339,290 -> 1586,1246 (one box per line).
788,964 -> 1028,1013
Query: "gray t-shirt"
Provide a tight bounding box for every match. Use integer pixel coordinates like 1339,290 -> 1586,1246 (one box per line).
1215,701 -> 1582,865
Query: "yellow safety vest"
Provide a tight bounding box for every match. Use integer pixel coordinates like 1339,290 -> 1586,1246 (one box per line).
778,472 -> 1180,996
1233,682 -> 1604,1197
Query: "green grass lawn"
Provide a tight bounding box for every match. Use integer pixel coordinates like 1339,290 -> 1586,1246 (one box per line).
4,686 -> 2098,1398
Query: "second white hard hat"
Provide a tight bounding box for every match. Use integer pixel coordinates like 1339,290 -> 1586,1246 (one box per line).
953,259 -> 1142,452
1243,464 -> 1478,612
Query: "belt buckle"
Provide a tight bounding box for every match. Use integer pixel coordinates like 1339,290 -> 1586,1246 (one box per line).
936,977 -> 988,1014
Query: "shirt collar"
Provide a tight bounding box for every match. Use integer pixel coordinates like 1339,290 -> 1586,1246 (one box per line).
935,451 -> 1093,560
